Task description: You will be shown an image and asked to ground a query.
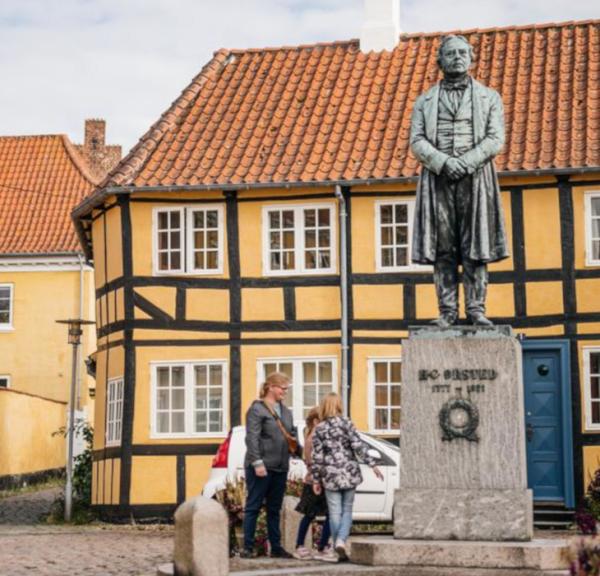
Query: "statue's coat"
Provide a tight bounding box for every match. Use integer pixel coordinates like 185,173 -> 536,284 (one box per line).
410,78 -> 509,264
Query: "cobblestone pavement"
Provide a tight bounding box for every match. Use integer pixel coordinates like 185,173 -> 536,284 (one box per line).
0,487 -> 61,524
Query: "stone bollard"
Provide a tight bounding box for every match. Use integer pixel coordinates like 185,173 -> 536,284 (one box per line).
173,495 -> 228,576
279,495 -> 311,552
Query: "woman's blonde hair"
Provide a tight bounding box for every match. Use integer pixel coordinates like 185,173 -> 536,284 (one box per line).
259,372 -> 290,399
304,406 -> 320,437
319,392 -> 342,420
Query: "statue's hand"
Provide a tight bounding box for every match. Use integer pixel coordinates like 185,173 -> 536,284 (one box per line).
443,158 -> 468,180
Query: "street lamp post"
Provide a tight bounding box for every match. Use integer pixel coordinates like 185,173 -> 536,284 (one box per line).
56,318 -> 95,522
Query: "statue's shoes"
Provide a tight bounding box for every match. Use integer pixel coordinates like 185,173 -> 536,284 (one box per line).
468,313 -> 494,326
430,314 -> 457,328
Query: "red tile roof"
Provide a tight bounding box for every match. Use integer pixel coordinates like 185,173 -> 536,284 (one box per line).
0,135 -> 97,255
100,19 -> 599,192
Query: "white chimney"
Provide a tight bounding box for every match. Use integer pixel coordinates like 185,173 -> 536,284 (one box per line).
360,0 -> 400,52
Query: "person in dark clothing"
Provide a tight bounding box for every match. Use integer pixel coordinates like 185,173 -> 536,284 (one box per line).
242,372 -> 296,559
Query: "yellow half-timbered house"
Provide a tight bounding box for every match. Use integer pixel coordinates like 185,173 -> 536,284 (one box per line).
73,20 -> 600,520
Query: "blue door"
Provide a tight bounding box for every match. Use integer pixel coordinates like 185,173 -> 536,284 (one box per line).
523,345 -> 571,504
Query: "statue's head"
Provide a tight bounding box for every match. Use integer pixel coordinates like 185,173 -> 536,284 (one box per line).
437,35 -> 473,77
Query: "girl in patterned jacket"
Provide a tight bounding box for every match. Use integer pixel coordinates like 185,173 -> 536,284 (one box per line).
310,393 -> 383,561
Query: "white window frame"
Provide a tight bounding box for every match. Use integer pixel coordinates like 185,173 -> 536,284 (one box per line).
152,205 -> 224,276
150,359 -> 229,439
0,375 -> 10,388
262,203 -> 337,276
375,199 -> 427,272
368,357 -> 402,435
584,347 -> 600,431
585,191 -> 600,267
0,284 -> 14,331
105,377 -> 124,447
256,356 -> 338,422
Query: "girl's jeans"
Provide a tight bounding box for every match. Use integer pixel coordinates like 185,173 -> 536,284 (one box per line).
325,488 -> 355,543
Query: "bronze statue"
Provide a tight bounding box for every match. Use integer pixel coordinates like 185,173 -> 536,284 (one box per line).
410,35 -> 509,328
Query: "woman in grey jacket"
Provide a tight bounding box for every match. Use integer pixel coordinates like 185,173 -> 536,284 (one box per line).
242,372 -> 296,558
311,393 -> 383,561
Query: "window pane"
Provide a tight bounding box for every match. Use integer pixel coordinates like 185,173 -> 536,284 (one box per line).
196,411 -> 207,432
209,365 -> 222,386
194,252 -> 205,269
593,240 -> 600,261
170,211 -> 181,228
157,412 -> 169,433
206,211 -> 218,228
380,205 -> 392,224
381,248 -> 393,267
171,251 -> 181,269
270,232 -> 280,249
390,384 -> 401,406
591,376 -> 600,400
381,227 -> 392,246
318,209 -> 329,226
207,251 -> 218,269
171,232 -> 180,249
209,388 -> 222,409
283,252 -> 295,269
172,412 -> 185,433
592,198 -> 600,217
172,389 -> 185,410
305,230 -> 316,248
593,401 -> 600,424
207,231 -> 218,248
283,231 -> 294,249
263,363 -> 277,376
390,408 -> 401,429
592,219 -> 600,238
396,247 -> 408,266
157,389 -> 169,410
196,391 -> 207,410
395,204 -> 408,222
375,385 -> 388,406
0,312 -> 8,324
591,353 -> 600,375
269,211 -> 280,228
374,362 -> 388,383
395,226 -> 408,245
391,362 -> 401,382
304,362 -> 316,384
193,211 -> 204,228
304,384 -> 316,407
158,212 -> 168,229
159,252 -> 169,270
318,251 -> 330,268
283,211 -> 294,228
209,411 -> 222,432
305,251 -> 316,269
304,209 -> 316,227
319,362 -> 332,382
0,287 -> 9,298
157,367 -> 169,387
318,230 -> 330,248
375,409 -> 388,430
195,365 -> 207,387
172,367 -> 185,387
0,299 -> 8,311
158,231 -> 168,250
194,231 -> 205,249
318,385 -> 332,402
271,252 -> 281,270
280,363 -> 293,379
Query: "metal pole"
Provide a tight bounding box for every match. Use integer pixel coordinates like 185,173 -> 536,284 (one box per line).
335,185 -> 349,417
65,340 -> 78,522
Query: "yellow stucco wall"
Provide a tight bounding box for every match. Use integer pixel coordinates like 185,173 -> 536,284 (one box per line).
130,456 -> 177,504
526,282 -> 564,316
353,285 -> 403,319
135,286 -> 177,318
577,279 -> 600,313
241,288 -> 284,321
523,188 -> 562,270
185,455 -> 214,500
188,289 -> 230,322
295,286 -> 340,320
0,390 -> 66,475
583,446 -> 600,490
0,269 -> 96,405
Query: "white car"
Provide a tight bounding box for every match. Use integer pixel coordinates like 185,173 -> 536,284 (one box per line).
202,424 -> 400,521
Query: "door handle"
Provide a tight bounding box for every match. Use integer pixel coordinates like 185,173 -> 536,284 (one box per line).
526,423 -> 534,442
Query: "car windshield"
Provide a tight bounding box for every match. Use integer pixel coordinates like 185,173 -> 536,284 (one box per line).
363,433 -> 400,452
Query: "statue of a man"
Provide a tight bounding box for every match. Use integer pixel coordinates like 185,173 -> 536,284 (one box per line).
410,35 -> 509,328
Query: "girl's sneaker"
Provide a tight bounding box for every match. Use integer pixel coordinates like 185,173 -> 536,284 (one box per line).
334,539 -> 349,562
293,546 -> 312,560
313,547 -> 338,563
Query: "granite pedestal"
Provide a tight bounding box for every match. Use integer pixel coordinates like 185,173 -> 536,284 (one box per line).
396,326 -> 533,542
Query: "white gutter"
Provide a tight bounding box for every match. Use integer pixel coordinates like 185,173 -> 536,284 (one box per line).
335,184 -> 349,417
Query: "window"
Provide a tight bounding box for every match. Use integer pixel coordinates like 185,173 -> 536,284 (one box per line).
368,359 -> 401,434
151,360 -> 228,438
257,357 -> 337,421
153,206 -> 224,275
585,192 -> 600,266
375,200 -> 420,271
584,348 -> 600,430
0,376 -> 10,388
263,204 -> 336,275
0,284 -> 13,329
106,377 -> 124,446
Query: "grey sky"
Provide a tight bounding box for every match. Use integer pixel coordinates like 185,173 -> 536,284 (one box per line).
1,0 -> 597,153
